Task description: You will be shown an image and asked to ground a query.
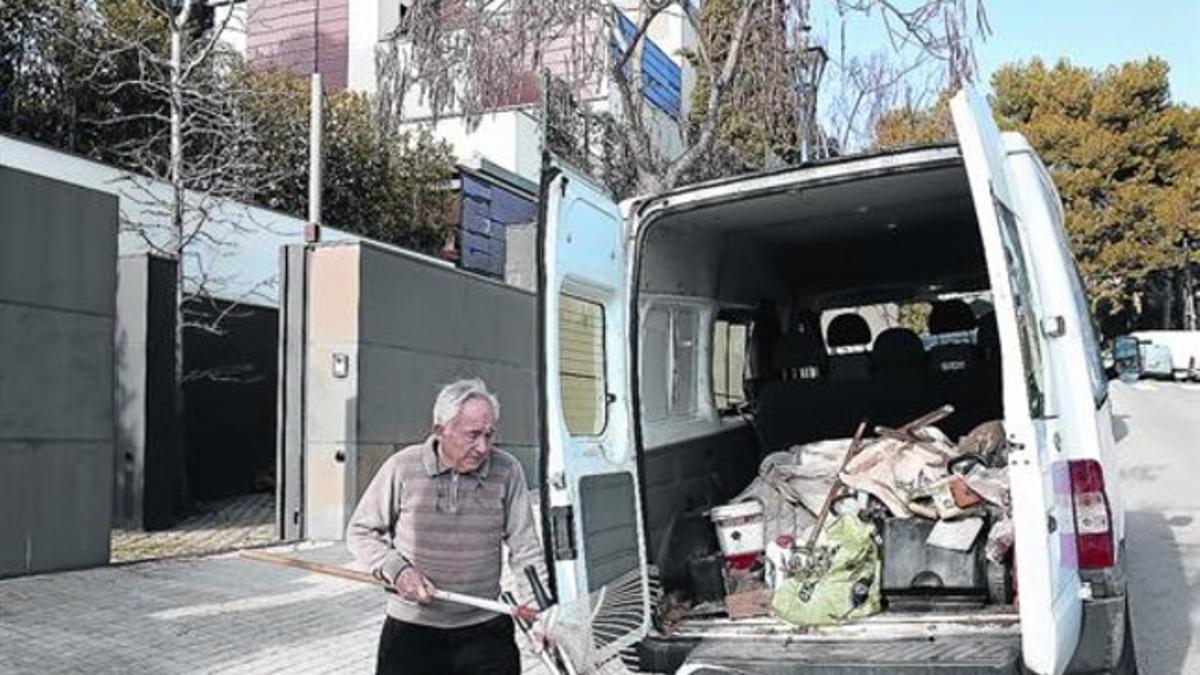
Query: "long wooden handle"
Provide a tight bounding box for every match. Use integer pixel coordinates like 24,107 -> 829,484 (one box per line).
242,549 -> 383,586
807,420 -> 869,549
240,549 -> 537,621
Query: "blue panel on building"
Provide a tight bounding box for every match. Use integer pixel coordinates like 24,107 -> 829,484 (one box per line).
615,12 -> 683,119
458,174 -> 536,279
461,229 -> 506,277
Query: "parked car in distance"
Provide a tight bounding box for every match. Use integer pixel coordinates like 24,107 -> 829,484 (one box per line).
1111,335 -> 1141,382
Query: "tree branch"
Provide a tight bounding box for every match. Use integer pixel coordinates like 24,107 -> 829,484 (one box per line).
663,0 -> 759,188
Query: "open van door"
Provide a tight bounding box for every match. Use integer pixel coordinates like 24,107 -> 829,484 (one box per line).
951,89 -> 1082,674
537,159 -> 651,668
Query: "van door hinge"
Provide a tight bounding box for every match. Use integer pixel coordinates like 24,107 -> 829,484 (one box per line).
549,506 -> 577,561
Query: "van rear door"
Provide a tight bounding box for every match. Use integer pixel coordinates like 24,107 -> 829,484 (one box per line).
951,89 -> 1082,675
537,160 -> 651,669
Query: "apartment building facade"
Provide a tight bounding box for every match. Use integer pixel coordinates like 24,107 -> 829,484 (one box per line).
241,0 -> 695,278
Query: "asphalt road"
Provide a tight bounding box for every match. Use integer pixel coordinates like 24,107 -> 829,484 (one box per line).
1110,380 -> 1200,675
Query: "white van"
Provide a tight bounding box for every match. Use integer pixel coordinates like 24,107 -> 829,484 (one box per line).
1128,330 -> 1200,381
535,90 -> 1135,674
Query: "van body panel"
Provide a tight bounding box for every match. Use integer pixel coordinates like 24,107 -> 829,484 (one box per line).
951,89 -> 1080,675
1003,140 -> 1125,547
635,147 -> 963,227
537,161 -> 652,664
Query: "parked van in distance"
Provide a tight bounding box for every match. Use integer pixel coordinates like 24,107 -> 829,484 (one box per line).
535,89 -> 1135,674
1129,330 -> 1200,381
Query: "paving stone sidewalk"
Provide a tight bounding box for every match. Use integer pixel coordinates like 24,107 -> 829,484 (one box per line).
0,541 -> 574,675
110,493 -> 277,563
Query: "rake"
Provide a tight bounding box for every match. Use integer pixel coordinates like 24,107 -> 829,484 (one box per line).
240,550 -> 641,674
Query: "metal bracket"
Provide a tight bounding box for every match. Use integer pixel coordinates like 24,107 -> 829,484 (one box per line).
549,506 -> 577,561
1040,315 -> 1067,338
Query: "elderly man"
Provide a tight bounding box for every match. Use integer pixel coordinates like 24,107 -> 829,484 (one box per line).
347,378 -> 543,675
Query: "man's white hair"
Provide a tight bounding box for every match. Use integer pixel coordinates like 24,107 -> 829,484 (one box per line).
432,378 -> 500,427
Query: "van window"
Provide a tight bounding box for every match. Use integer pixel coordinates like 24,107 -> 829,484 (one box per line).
641,303 -> 702,422
895,301 -> 933,336
671,308 -> 699,417
712,319 -> 749,412
995,201 -> 1046,417
559,294 -> 606,435
642,306 -> 670,422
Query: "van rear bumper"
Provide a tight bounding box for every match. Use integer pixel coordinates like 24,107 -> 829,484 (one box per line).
1065,593 -> 1129,674
637,634 -> 1022,674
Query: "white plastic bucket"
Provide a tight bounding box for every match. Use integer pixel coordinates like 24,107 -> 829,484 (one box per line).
710,500 -> 765,568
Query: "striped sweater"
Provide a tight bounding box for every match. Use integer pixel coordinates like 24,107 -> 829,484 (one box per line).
346,437 -> 544,628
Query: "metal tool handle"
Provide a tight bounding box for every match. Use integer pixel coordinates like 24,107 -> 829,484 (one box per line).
504,591 -> 567,675
501,591 -> 530,630
524,565 -> 553,609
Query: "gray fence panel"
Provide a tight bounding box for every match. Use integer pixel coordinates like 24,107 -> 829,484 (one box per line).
293,241 -> 540,540
0,166 -> 117,577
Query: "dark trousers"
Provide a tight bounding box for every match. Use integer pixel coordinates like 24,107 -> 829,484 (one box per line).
376,615 -> 521,675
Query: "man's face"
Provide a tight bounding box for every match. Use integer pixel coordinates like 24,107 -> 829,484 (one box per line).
436,397 -> 497,473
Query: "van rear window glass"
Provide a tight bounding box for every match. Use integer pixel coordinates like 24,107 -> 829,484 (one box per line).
642,307 -> 670,422
713,319 -> 748,412
995,200 -> 1046,417
559,294 -> 606,435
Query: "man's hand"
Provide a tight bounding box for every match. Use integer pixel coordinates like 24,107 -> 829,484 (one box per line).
394,566 -> 435,604
529,604 -> 559,654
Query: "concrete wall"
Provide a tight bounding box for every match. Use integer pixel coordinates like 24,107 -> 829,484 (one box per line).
292,241 -> 539,540
504,222 -> 538,293
0,166 -> 117,577
114,255 -> 182,531
0,133 -> 359,307
403,110 -> 545,185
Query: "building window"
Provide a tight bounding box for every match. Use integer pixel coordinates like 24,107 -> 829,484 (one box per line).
559,294 -> 606,435
712,319 -> 749,412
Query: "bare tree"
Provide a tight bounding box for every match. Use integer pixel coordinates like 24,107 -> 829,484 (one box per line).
820,0 -> 990,153
64,0 -> 296,390
377,0 -> 988,194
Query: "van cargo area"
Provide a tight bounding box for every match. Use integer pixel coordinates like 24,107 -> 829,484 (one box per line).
632,148 -> 1024,671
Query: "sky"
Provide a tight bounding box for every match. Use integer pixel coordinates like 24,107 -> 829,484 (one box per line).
974,0 -> 1200,105
808,0 -> 1198,147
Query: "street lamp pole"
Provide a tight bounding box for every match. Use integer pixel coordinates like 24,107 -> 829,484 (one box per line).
306,0 -> 323,243
1184,233 -> 1197,331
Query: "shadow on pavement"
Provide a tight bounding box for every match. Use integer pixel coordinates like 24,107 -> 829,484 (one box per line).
1112,414 -> 1130,443
1126,510 -> 1194,675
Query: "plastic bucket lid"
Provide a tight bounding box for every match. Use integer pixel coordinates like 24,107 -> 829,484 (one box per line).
710,500 -> 764,522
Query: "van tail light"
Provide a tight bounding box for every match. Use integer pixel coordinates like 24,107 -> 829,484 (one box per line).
1069,460 -> 1115,569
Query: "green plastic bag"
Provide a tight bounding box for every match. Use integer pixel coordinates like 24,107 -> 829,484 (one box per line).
771,515 -> 882,626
